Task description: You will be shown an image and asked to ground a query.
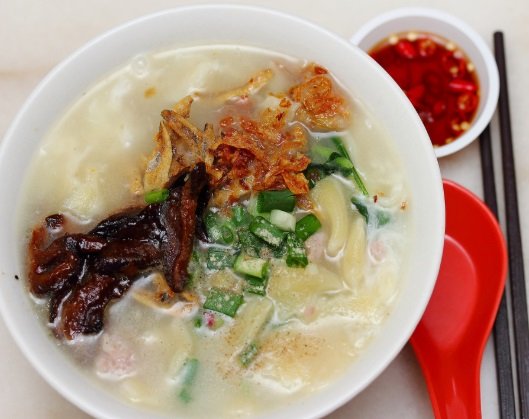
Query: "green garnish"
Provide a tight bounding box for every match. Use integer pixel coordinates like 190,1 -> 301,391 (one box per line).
295,214 -> 321,241
233,254 -> 269,279
256,190 -> 296,213
270,209 -> 296,232
307,136 -> 368,195
311,144 -> 335,162
178,358 -> 199,403
285,233 -> 308,268
249,216 -> 286,248
331,135 -> 352,160
206,247 -> 238,270
203,288 -> 244,317
351,197 -> 391,226
232,205 -> 253,227
193,316 -> 203,328
349,167 -> 369,196
243,275 -> 268,296
205,211 -> 237,245
239,343 -> 259,367
144,188 -> 169,204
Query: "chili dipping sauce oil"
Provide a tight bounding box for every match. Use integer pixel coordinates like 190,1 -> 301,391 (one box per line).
369,32 -> 479,147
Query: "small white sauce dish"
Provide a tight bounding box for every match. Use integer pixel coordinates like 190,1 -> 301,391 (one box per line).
351,7 -> 499,158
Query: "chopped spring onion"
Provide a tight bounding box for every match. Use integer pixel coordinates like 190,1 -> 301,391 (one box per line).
234,254 -> 269,279
244,275 -> 268,296
205,212 -> 237,245
249,216 -> 286,248
178,358 -> 199,403
285,233 -> 308,268
270,209 -> 296,232
239,343 -> 259,367
295,214 -> 321,241
238,230 -> 285,259
232,205 -> 253,227
206,247 -> 238,270
144,188 -> 169,204
220,225 -> 235,244
237,230 -> 265,257
205,212 -> 222,242
256,190 -> 295,213
203,288 -> 244,317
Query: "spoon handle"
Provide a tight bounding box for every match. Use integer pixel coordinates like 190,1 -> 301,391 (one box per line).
415,347 -> 482,419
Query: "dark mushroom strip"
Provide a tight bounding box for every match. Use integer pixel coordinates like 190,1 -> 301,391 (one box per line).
92,240 -> 161,274
27,163 -> 209,340
28,231 -> 82,295
161,164 -> 209,292
89,210 -> 144,238
90,205 -> 162,241
49,281 -> 76,323
58,273 -> 132,340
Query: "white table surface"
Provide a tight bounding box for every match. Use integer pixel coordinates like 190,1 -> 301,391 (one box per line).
2,0 -> 528,417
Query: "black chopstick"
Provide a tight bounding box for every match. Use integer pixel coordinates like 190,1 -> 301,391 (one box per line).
494,31 -> 529,419
479,123 -> 516,419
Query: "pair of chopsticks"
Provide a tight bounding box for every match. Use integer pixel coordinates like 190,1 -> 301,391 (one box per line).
480,32 -> 529,419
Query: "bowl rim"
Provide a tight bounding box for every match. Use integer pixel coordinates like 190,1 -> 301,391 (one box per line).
0,4 -> 444,419
350,7 -> 499,158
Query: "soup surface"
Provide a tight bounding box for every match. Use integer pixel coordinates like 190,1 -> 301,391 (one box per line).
18,45 -> 411,417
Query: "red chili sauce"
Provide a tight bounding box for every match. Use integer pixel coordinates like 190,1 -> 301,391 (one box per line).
369,32 -> 479,147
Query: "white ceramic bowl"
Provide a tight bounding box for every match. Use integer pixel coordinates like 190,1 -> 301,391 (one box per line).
351,7 -> 499,158
0,5 -> 444,419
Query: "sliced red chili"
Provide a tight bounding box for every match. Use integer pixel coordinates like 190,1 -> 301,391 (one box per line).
448,79 -> 477,93
395,40 -> 417,59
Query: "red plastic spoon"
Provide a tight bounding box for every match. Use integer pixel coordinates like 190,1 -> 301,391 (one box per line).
410,180 -> 507,419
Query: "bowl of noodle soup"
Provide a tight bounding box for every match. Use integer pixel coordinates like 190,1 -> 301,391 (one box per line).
0,5 -> 444,418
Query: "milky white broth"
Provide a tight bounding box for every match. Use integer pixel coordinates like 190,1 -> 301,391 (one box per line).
17,45 -> 411,418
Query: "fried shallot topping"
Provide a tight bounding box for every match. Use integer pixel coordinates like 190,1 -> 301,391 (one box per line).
289,64 -> 351,131
28,164 -> 209,339
142,64 -> 350,206
144,95 -> 311,205
215,114 -> 310,197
